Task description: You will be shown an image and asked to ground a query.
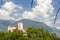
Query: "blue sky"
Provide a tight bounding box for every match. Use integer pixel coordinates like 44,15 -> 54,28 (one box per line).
0,0 -> 60,29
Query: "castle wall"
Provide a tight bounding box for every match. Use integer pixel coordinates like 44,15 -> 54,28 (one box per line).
8,26 -> 16,32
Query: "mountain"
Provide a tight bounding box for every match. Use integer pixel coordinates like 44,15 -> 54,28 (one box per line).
0,19 -> 60,37
0,20 -> 15,31
12,19 -> 54,33
0,19 -> 56,33
52,27 -> 60,37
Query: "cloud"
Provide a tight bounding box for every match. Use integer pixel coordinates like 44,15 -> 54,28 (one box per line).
14,13 -> 19,17
22,0 -> 54,26
0,0 -> 55,26
0,9 -> 10,16
0,2 -> 23,20
56,27 -> 60,30
22,11 -> 36,19
2,2 -> 16,11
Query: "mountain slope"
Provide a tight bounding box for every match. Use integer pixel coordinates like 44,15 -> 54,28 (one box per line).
0,19 -> 54,33
0,20 -> 15,31
12,19 -> 54,33
0,19 -> 60,37
53,27 -> 60,37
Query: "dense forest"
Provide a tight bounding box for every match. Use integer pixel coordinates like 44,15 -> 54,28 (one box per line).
0,27 -> 60,40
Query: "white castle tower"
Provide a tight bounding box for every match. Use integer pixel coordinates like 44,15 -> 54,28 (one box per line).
18,22 -> 23,30
8,22 -> 24,32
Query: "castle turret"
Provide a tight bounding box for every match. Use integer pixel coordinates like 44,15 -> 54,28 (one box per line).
18,22 -> 23,30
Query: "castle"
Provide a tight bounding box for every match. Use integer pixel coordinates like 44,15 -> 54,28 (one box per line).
8,22 -> 25,32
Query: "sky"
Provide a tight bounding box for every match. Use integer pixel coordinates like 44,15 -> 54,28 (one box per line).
0,0 -> 60,29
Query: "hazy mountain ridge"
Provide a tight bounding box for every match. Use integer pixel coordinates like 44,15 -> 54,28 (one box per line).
0,19 -> 60,37
53,27 -> 60,37
0,20 -> 15,31
13,19 -> 53,33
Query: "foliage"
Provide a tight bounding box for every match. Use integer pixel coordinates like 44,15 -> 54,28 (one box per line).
0,27 -> 60,40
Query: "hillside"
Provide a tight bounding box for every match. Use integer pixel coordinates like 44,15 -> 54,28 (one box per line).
11,19 -> 54,33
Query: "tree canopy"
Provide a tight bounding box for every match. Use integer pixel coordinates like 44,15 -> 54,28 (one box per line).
0,27 -> 60,40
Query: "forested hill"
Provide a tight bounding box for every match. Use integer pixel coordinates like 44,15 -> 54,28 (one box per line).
0,28 -> 60,40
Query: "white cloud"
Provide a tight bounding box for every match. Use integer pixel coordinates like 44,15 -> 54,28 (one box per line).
2,2 -> 16,11
0,0 -> 54,26
22,0 -> 54,26
22,11 -> 36,19
56,27 -> 60,30
0,2 -> 23,20
14,13 -> 19,17
0,9 -> 10,16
